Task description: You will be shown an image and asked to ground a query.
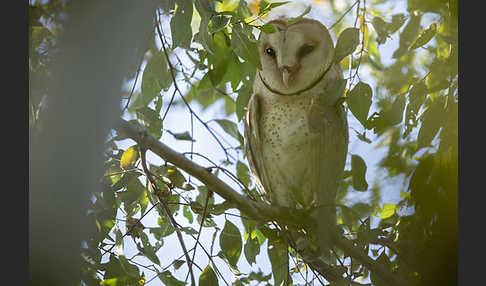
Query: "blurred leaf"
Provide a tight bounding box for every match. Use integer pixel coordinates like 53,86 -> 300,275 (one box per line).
259,1 -> 290,16
386,94 -> 406,126
220,220 -> 242,267
214,119 -> 243,143
210,14 -> 231,33
195,14 -> 215,54
268,238 -> 288,286
351,155 -> 368,191
380,203 -> 396,219
389,13 -> 407,34
258,23 -> 278,34
139,50 -> 171,108
410,23 -> 437,50
417,99 -> 443,148
244,236 -> 260,265
231,23 -> 261,69
208,31 -> 231,86
120,145 -> 139,170
393,13 -> 422,58
335,27 -> 360,62
236,161 -> 251,188
166,130 -> 195,141
287,6 -> 311,26
173,260 -> 185,270
199,265 -> 219,286
157,270 -> 186,286
139,232 -> 160,265
346,82 -> 373,128
371,17 -> 389,45
135,107 -> 163,139
170,0 -> 193,49
183,204 -> 194,223
236,82 -> 252,121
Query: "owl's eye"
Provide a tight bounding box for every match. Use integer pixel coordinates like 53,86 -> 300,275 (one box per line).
265,47 -> 276,57
298,44 -> 315,57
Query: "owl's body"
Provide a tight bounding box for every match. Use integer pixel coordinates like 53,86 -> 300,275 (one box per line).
244,18 -> 348,256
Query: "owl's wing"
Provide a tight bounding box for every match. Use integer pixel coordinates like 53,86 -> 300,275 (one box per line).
308,100 -> 349,255
244,94 -> 272,203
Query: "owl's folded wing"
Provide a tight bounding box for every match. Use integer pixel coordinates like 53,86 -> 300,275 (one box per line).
244,94 -> 272,203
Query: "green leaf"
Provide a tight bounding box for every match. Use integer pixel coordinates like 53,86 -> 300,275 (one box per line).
386,94 -> 406,126
393,13 -> 422,58
214,119 -> 243,143
236,161 -> 251,188
157,270 -> 186,286
170,0 -> 193,49
210,14 -> 231,33
268,239 -> 288,286
118,255 -> 139,278
258,23 -> 278,34
351,154 -> 368,191
231,23 -> 261,70
259,1 -> 290,15
389,13 -> 407,34
210,200 -> 233,215
236,0 -> 251,20
417,103 -> 442,148
139,51 -> 170,108
236,82 -> 252,121
199,265 -> 219,286
183,205 -> 194,223
335,27 -> 360,62
346,82 -> 373,128
208,31 -> 231,86
287,6 -> 312,26
139,232 -> 160,265
219,220 -> 242,267
135,107 -> 163,139
196,14 -> 215,54
380,203 -> 396,219
321,78 -> 347,106
410,23 -> 437,50
244,236 -> 260,265
371,17 -> 389,44
166,130 -> 195,141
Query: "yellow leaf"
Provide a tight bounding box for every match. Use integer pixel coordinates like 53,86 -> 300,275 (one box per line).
120,145 -> 139,170
380,203 -> 396,219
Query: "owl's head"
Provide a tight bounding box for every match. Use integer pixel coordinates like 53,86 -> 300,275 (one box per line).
257,18 -> 335,95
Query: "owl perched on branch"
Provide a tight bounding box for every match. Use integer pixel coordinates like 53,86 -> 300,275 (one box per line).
244,18 -> 349,258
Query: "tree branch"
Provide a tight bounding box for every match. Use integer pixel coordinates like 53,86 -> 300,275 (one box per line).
115,118 -> 405,286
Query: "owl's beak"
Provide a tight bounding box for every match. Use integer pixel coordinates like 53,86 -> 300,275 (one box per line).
281,67 -> 292,88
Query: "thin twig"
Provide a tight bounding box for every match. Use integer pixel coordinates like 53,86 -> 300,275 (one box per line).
139,147 -> 196,286
330,0 -> 360,30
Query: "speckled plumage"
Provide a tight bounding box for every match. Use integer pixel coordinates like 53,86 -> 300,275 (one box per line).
244,18 -> 349,255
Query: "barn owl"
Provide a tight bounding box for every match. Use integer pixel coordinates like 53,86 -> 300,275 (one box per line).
244,18 -> 349,258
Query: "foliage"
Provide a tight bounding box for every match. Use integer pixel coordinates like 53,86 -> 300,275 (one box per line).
29,0 -> 457,285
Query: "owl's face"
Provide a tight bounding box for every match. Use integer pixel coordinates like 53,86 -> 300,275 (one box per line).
257,18 -> 335,95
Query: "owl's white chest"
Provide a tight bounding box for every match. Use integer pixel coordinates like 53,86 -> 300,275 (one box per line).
259,94 -> 318,206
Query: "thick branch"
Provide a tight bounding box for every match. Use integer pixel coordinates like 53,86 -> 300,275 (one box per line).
115,118 -> 405,286
116,118 -> 282,221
